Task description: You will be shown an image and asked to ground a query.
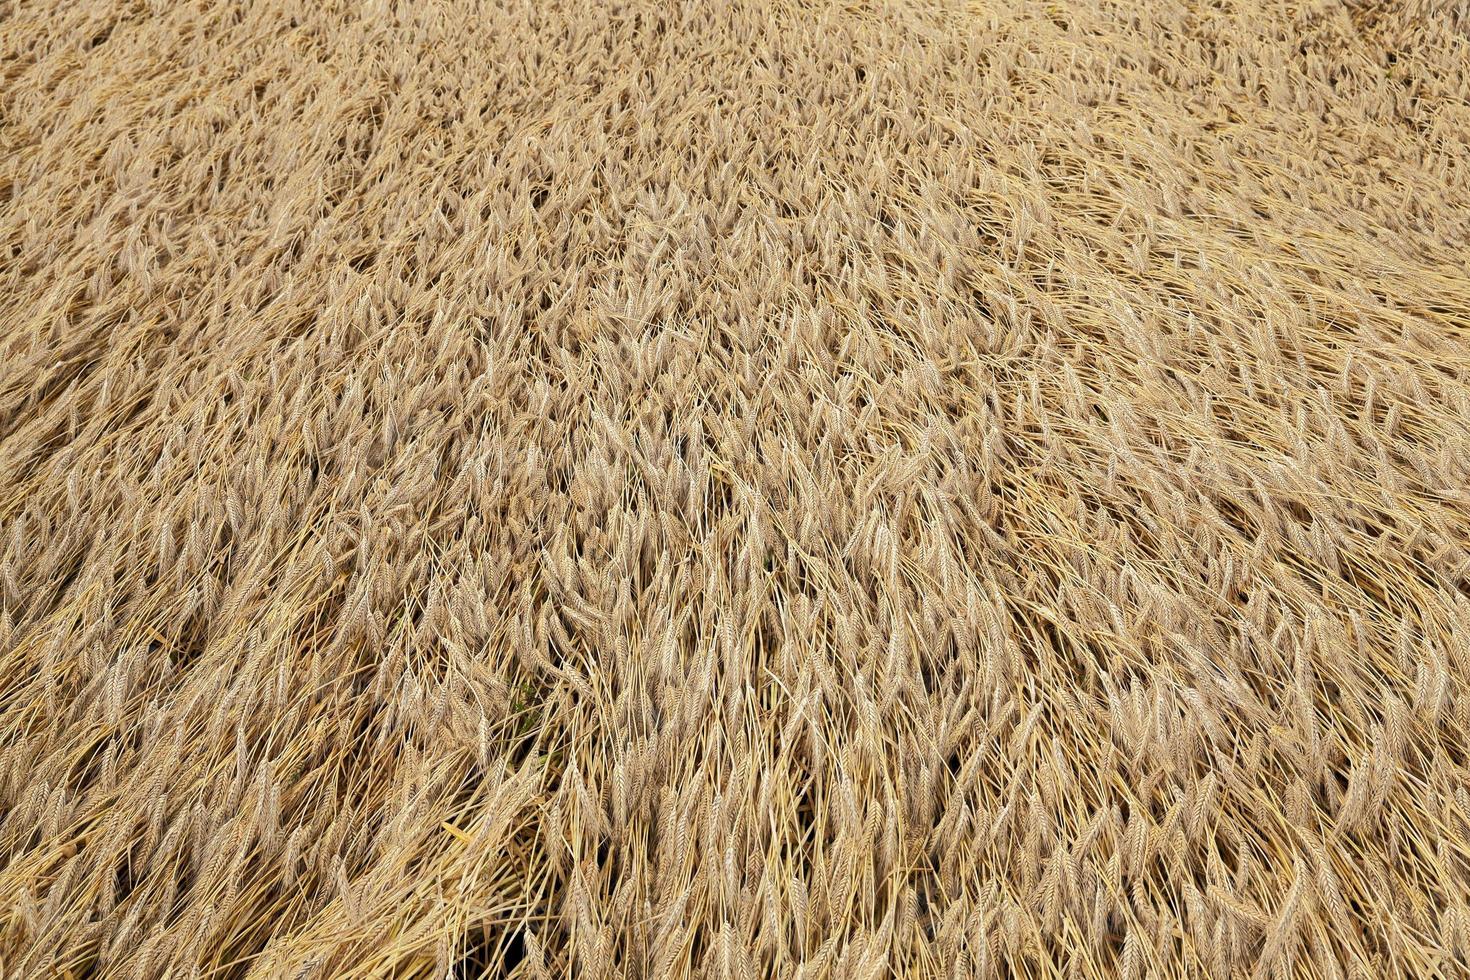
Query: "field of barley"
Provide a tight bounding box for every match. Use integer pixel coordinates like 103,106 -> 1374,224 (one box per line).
3,0 -> 1470,976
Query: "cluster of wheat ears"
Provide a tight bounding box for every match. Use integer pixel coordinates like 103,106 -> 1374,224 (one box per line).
2,0 -> 1470,976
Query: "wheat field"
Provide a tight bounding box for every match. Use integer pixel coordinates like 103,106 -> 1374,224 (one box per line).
3,0 -> 1470,976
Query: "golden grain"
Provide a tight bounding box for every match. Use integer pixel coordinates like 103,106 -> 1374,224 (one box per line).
3,0 -> 1470,976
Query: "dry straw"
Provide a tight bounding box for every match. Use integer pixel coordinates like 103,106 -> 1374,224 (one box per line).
3,0 -> 1470,976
